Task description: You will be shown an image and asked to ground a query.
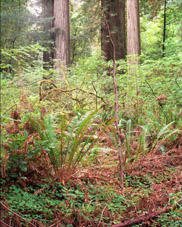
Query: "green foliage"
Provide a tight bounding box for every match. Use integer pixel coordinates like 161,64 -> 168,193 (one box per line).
39,110 -> 106,183
1,0 -> 36,49
1,1 -> 182,226
70,11 -> 92,63
2,109 -> 105,183
124,173 -> 152,189
0,181 -> 127,226
1,44 -> 44,77
140,1 -> 182,60
69,52 -> 128,111
0,183 -> 64,223
70,0 -> 101,63
141,16 -> 163,60
151,121 -> 179,150
140,56 -> 182,108
154,192 -> 182,227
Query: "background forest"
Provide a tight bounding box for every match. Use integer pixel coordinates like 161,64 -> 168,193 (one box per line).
1,0 -> 182,226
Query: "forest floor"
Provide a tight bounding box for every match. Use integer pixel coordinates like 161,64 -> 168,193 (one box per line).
70,137 -> 182,226
1,140 -> 182,227
1,120 -> 182,227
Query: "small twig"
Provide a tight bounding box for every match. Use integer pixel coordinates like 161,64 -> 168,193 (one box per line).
175,72 -> 181,89
0,220 -> 11,227
39,80 -> 58,88
145,79 -> 157,98
1,104 -> 19,125
1,104 -> 17,117
40,88 -> 61,101
1,79 -> 42,90
97,205 -> 107,227
159,74 -> 173,96
39,81 -> 106,104
39,80 -> 58,100
0,202 -> 36,227
49,220 -> 63,227
92,82 -> 98,109
78,88 -> 106,104
140,155 -> 182,161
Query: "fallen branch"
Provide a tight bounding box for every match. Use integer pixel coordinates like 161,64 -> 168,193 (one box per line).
110,199 -> 182,227
140,155 -> 182,161
0,220 -> 11,227
97,205 -> 107,227
49,219 -> 64,227
0,202 -> 36,227
39,81 -> 106,104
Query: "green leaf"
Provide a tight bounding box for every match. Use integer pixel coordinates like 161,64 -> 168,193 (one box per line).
10,173 -> 18,178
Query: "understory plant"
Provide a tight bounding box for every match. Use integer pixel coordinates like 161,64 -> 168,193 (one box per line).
39,110 -> 102,183
2,109 -> 107,184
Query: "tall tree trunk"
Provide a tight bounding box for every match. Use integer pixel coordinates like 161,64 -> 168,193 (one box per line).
101,0 -> 126,61
127,0 -> 141,58
41,0 -> 54,69
54,0 -> 70,67
162,0 -> 167,57
126,0 -> 141,118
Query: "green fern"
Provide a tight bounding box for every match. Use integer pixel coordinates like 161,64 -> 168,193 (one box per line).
25,110 -> 109,183
43,115 -> 59,169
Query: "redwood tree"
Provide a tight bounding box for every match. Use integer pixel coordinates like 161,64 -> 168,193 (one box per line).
54,0 -> 70,67
101,0 -> 126,61
127,0 -> 141,57
126,0 -> 141,113
41,0 -> 54,69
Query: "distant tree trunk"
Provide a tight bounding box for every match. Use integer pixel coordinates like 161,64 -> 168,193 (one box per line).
162,0 -> 167,57
126,0 -> 141,116
127,0 -> 141,59
101,0 -> 126,61
54,0 -> 70,67
41,0 -> 54,69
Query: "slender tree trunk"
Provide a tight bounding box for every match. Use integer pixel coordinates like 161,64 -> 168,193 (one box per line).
101,0 -> 126,61
104,15 -> 124,187
127,0 -> 141,57
54,0 -> 70,68
162,0 -> 167,57
41,0 -> 54,69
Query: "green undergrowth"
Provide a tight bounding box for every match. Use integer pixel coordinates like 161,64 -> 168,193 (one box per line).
0,180 -> 126,226
1,163 -> 182,226
1,44 -> 182,227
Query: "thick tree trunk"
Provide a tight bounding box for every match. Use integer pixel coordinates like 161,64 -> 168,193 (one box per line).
41,0 -> 54,69
54,0 -> 70,67
127,0 -> 141,57
101,0 -> 126,61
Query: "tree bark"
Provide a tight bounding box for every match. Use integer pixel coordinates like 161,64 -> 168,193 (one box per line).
54,0 -> 70,67
127,0 -> 141,57
41,0 -> 54,69
101,0 -> 126,61
126,0 -> 141,115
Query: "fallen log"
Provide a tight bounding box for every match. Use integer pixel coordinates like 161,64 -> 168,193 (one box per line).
110,199 -> 182,227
